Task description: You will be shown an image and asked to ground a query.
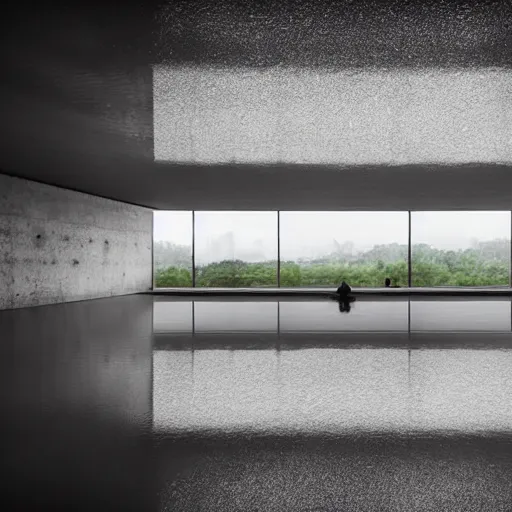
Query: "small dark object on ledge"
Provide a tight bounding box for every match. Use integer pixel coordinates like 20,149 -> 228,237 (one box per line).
385,277 -> 401,288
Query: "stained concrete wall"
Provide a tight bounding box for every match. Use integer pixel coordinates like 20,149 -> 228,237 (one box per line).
0,174 -> 153,310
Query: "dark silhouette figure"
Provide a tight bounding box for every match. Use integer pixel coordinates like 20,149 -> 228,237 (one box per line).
334,281 -> 355,312
336,281 -> 352,296
338,296 -> 356,313
384,277 -> 401,288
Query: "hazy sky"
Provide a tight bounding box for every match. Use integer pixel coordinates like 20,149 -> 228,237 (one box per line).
154,66 -> 512,165
154,211 -> 510,258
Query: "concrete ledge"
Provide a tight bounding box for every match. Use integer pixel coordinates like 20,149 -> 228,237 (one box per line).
148,287 -> 512,297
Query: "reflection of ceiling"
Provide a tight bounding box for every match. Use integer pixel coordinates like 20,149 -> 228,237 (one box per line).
2,1 -> 512,210
153,348 -> 512,434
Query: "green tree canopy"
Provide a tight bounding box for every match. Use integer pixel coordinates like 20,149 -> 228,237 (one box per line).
154,239 -> 510,288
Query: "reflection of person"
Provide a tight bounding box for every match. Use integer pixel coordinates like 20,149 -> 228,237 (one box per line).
338,296 -> 356,313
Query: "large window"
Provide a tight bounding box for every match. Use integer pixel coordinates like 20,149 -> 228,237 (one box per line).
153,210 -> 512,288
279,212 -> 408,287
194,211 -> 278,287
153,211 -> 193,288
411,211 -> 510,287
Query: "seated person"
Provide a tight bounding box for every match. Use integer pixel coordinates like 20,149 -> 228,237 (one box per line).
336,280 -> 352,296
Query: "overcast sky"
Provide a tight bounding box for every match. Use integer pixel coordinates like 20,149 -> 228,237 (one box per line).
154,67 -> 512,166
154,211 -> 510,259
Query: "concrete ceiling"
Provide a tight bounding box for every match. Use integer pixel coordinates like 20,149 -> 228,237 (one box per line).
1,0 -> 512,211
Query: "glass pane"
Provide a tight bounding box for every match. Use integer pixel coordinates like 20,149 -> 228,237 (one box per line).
195,211 -> 278,287
279,212 -> 408,287
411,211 -> 510,287
153,211 -> 193,288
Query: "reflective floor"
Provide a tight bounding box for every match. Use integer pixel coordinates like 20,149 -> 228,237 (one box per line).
3,295 -> 512,511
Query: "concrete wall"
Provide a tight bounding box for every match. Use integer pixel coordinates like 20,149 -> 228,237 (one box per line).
0,174 -> 153,310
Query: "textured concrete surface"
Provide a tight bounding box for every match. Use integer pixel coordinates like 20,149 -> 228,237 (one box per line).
157,433 -> 512,512
154,67 -> 512,165
154,348 -> 512,435
0,174 -> 152,309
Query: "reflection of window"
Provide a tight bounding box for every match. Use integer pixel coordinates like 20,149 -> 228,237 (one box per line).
410,300 -> 511,331
153,349 -> 411,434
194,302 -> 278,332
195,211 -> 278,288
279,212 -> 408,287
279,300 -> 408,332
409,351 -> 512,432
153,211 -> 193,288
411,211 -> 511,287
153,301 -> 193,333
